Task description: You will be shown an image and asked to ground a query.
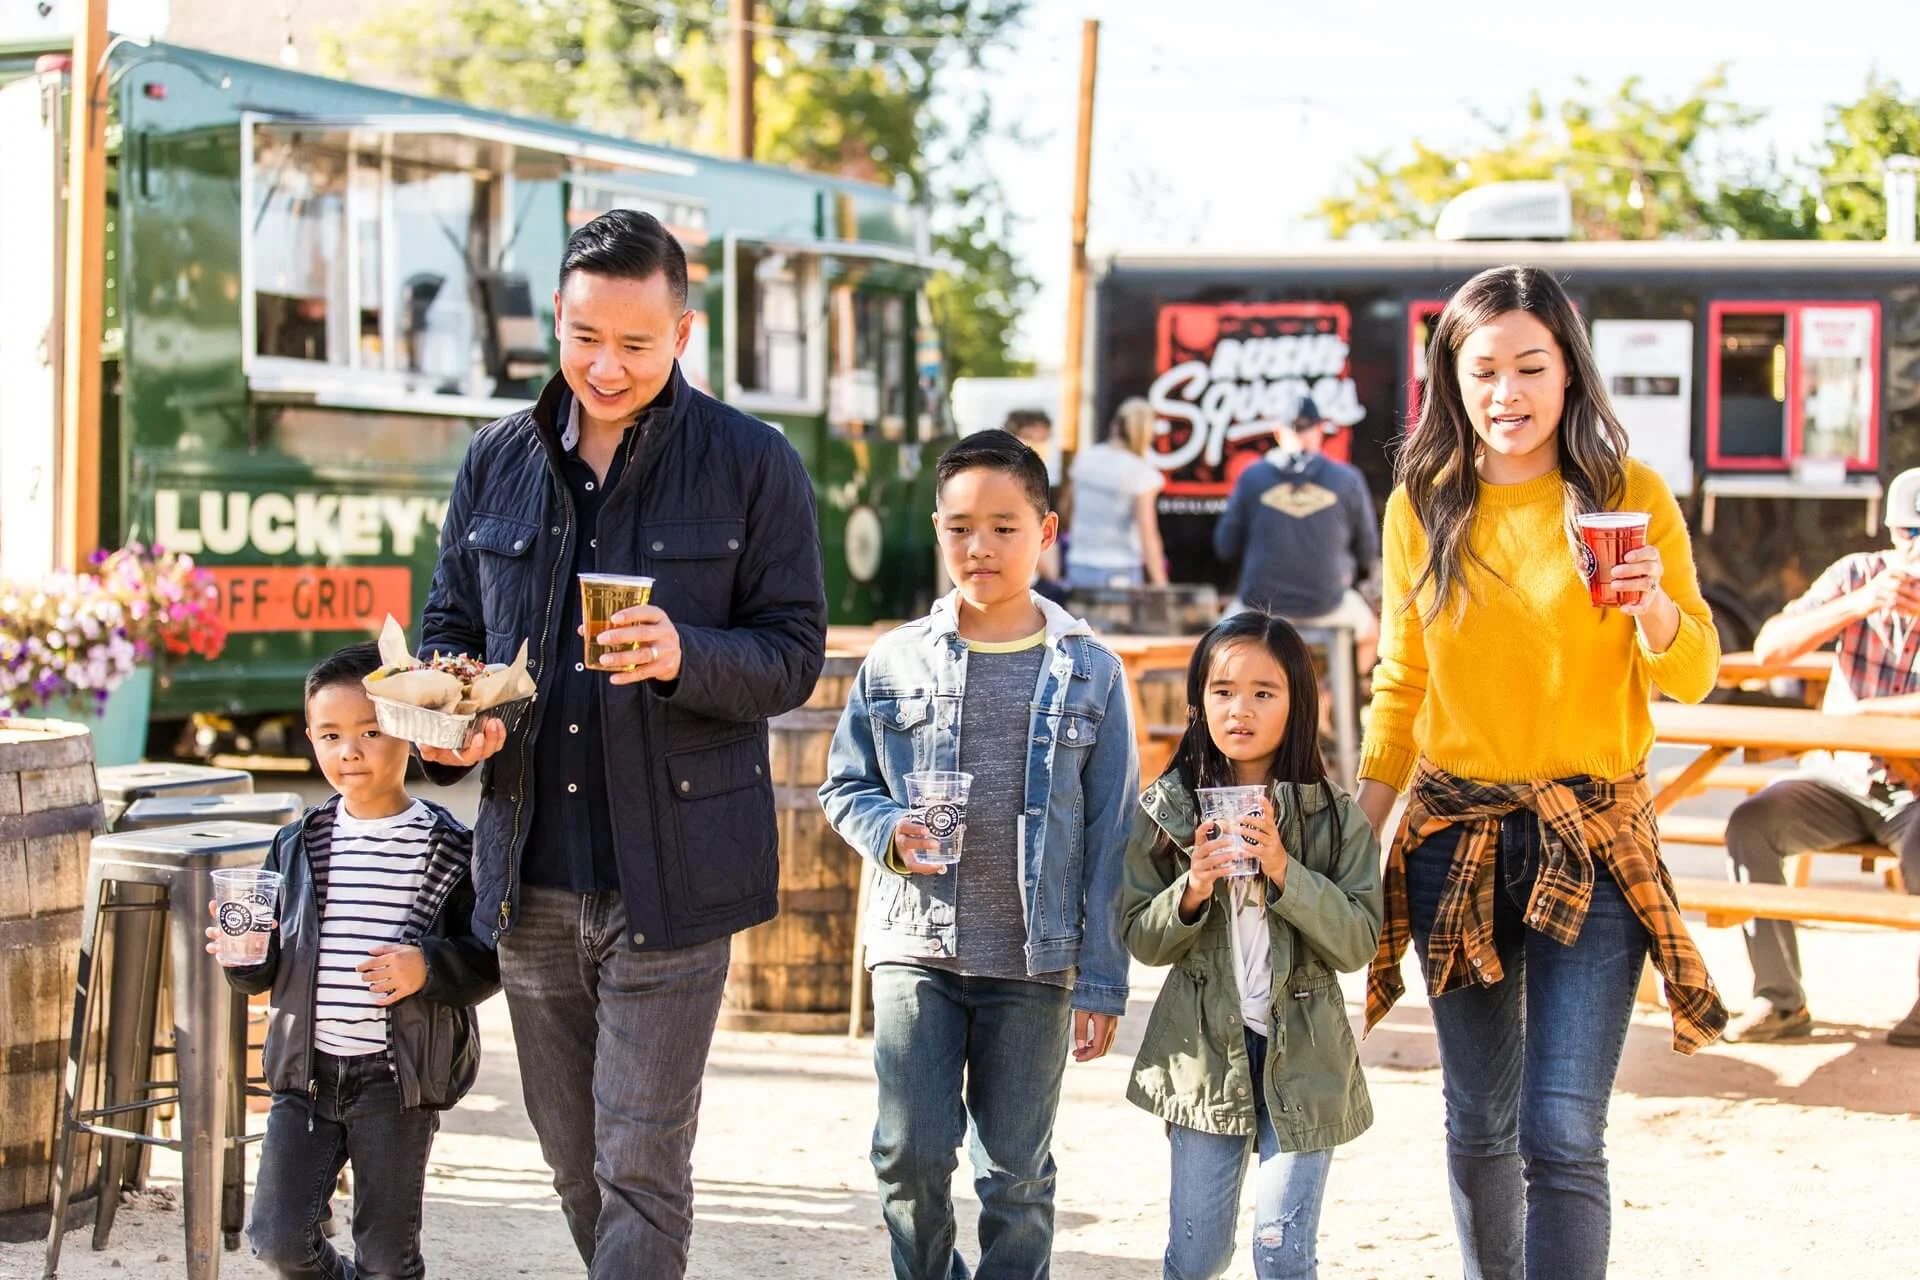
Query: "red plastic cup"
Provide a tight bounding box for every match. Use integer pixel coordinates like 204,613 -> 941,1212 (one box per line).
1575,512 -> 1651,607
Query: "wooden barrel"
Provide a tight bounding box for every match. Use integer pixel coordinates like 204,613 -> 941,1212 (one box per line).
0,718 -> 105,1239
719,656 -> 865,1033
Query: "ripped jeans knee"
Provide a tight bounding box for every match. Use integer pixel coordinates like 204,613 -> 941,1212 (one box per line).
1252,1206 -> 1317,1279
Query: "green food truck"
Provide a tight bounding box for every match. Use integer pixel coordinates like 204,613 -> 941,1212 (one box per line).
0,39 -> 950,749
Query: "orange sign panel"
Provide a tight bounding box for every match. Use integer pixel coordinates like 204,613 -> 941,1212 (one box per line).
210,566 -> 412,634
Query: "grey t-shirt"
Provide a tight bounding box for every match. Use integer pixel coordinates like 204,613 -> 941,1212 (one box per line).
922,636 -> 1070,987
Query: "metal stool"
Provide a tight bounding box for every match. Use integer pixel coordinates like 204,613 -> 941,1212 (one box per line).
95,763 -> 252,830
45,821 -> 283,1280
91,797 -> 304,1225
1296,624 -> 1359,790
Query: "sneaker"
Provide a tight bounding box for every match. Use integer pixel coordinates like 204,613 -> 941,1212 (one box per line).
1887,996 -> 1920,1048
1722,1000 -> 1813,1043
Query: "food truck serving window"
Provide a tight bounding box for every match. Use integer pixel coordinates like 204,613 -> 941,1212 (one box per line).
828,284 -> 909,440
1706,300 -> 1880,472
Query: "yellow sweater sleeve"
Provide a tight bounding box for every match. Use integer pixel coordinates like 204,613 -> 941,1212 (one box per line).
1359,487 -> 1426,791
1632,465 -> 1720,704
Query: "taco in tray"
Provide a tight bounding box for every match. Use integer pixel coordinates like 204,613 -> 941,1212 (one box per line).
364,616 -> 536,713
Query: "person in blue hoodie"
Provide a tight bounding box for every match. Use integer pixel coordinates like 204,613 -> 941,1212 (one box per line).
820,430 -> 1136,1280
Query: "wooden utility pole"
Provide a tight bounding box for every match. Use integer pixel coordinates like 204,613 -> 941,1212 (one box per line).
1059,18 -> 1099,455
59,0 -> 109,570
729,0 -> 756,160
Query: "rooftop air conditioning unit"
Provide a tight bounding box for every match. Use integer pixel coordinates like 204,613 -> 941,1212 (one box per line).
1435,181 -> 1574,242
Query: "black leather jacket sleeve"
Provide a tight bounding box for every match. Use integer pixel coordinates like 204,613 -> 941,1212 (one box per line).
657,433 -> 827,723
220,830 -> 287,997
416,874 -> 502,1008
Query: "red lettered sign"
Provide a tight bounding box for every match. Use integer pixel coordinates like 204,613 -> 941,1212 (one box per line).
209,567 -> 412,634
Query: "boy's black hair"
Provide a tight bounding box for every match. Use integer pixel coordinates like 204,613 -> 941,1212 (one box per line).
935,429 -> 1052,518
559,209 -> 689,311
304,641 -> 384,705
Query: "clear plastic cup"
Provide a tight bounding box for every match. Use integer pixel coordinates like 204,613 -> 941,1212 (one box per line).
210,868 -> 282,967
580,573 -> 656,670
1197,784 -> 1268,878
905,770 -> 974,867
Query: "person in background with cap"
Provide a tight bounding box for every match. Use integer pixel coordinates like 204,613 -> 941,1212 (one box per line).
1213,396 -> 1380,674
1721,464 -> 1920,1045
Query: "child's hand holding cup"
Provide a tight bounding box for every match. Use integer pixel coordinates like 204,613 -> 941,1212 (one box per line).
204,868 -> 283,966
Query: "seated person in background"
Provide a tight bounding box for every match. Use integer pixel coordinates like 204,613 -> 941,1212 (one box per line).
1215,397 -> 1380,685
1721,466 -> 1920,1046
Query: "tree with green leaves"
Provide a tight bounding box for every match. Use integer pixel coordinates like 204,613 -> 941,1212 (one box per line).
1316,71 -> 1809,241
1806,75 -> 1920,240
321,0 -> 1035,379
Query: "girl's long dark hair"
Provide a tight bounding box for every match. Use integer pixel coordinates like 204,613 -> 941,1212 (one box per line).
1397,265 -> 1630,623
1167,611 -> 1342,854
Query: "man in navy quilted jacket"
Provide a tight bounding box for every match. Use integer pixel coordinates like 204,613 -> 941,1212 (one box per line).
415,209 -> 827,1278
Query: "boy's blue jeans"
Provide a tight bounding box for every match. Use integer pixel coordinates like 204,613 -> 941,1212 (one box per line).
249,1050 -> 438,1280
1163,1030 -> 1335,1280
1404,810 -> 1649,1280
869,963 -> 1074,1280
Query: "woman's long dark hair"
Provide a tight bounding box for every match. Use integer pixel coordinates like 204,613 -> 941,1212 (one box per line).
1167,611 -> 1341,855
1397,265 -> 1630,623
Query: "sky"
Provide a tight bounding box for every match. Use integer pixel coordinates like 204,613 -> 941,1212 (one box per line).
964,0 -> 1920,366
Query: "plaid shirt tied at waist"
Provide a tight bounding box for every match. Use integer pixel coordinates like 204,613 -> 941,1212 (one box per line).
1364,763 -> 1727,1055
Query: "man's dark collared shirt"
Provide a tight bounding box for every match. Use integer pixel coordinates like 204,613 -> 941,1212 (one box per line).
522,390 -> 665,891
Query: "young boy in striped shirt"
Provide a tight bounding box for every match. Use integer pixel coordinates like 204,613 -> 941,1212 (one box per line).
210,642 -> 499,1279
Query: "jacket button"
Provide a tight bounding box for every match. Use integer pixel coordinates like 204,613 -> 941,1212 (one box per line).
632,931 -> 646,945
727,538 -> 740,551
652,540 -> 665,552
467,531 -> 478,542
754,765 -> 763,776
512,540 -> 525,551
551,525 -> 560,535
679,780 -> 691,793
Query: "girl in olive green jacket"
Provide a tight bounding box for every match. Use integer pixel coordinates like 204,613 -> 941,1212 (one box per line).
1122,612 -> 1383,1280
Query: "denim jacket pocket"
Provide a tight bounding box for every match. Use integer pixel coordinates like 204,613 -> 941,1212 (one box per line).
869,693 -> 933,781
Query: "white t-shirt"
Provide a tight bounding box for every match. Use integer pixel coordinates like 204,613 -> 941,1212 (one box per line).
1226,885 -> 1274,1037
313,800 -> 433,1057
1068,444 -> 1165,573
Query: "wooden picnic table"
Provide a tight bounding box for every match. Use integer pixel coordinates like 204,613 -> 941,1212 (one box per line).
1647,700 -> 1920,814
1716,649 -> 1834,704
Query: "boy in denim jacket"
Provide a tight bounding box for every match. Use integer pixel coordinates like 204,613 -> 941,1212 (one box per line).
820,430 -> 1136,1280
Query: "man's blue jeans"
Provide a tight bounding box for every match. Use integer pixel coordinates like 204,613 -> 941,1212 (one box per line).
497,886 -> 731,1280
1163,1029 -> 1335,1280
869,963 -> 1074,1280
1404,811 -> 1649,1280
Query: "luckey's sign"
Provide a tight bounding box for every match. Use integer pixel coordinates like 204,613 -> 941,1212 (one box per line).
153,489 -> 449,634
1145,302 -> 1367,501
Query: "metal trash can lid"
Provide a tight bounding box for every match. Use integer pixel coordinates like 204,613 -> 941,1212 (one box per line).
120,792 -> 305,831
95,762 -> 254,803
92,819 -> 283,863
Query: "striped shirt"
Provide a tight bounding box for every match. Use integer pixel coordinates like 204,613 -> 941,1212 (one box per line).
312,800 -> 433,1057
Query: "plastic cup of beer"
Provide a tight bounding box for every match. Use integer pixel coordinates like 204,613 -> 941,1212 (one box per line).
210,868 -> 282,967
904,770 -> 973,867
1575,512 -> 1651,608
1198,784 -> 1268,878
579,573 -> 655,671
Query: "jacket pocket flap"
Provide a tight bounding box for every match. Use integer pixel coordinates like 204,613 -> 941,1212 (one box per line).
465,513 -> 537,557
1039,708 -> 1101,747
641,518 -> 747,560
666,736 -> 766,801
869,695 -> 932,732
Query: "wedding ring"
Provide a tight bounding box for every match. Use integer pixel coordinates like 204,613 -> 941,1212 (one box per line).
648,644 -> 659,665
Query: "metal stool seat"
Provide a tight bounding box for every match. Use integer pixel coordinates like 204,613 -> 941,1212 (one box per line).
96,796 -> 304,1210
45,821 -> 283,1280
95,763 -> 252,830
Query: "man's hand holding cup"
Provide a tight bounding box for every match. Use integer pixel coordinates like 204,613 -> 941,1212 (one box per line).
582,604 -> 684,686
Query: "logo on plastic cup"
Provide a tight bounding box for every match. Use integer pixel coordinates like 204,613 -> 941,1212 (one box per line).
921,802 -> 964,839
218,901 -> 255,937
1576,540 -> 1598,583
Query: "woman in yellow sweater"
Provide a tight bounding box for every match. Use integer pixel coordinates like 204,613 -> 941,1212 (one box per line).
1355,266 -> 1726,1280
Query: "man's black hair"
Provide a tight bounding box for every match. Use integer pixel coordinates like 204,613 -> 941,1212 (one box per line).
559,209 -> 689,311
935,430 -> 1051,518
305,641 -> 383,705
